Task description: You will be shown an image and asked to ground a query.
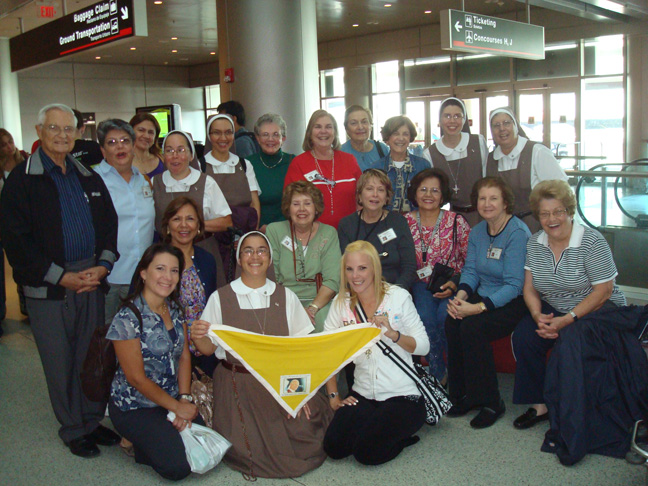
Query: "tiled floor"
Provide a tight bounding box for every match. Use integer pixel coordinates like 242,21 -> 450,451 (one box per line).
0,265 -> 644,486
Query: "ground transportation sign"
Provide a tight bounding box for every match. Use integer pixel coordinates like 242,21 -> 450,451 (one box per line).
440,9 -> 545,60
10,0 -> 148,71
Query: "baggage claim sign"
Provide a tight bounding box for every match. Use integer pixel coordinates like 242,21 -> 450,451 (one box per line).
440,9 -> 544,60
10,0 -> 148,71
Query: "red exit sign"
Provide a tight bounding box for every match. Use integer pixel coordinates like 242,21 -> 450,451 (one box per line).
39,6 -> 56,18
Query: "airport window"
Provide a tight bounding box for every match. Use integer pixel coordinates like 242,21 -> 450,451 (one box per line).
371,61 -> 401,136
404,57 -> 451,90
456,54 -> 510,85
584,35 -> 624,76
205,85 -> 221,118
581,76 -> 624,168
516,43 -> 579,81
320,68 -> 346,141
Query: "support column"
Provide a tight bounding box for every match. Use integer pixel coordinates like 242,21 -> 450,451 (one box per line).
344,66 -> 371,110
216,0 -> 319,155
626,33 -> 648,163
0,38 -> 23,149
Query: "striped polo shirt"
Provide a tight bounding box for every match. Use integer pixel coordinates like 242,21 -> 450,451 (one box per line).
525,221 -> 626,314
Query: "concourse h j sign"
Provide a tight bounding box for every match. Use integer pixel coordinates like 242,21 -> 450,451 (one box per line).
10,0 -> 148,71
441,9 -> 544,60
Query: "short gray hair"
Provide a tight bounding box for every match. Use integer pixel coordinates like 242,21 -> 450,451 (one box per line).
97,119 -> 136,147
37,104 -> 77,127
254,113 -> 287,138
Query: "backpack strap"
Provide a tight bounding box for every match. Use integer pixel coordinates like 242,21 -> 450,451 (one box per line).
237,156 -> 247,173
374,140 -> 385,158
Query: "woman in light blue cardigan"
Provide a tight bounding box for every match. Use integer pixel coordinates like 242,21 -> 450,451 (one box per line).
444,177 -> 531,429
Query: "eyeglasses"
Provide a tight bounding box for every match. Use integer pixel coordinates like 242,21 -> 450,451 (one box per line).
241,247 -> 269,257
442,114 -> 464,121
164,146 -> 189,156
348,120 -> 371,127
538,208 -> 568,220
105,137 -> 132,147
209,130 -> 234,137
492,120 -> 513,131
417,186 -> 441,194
43,124 -> 76,136
259,132 -> 282,140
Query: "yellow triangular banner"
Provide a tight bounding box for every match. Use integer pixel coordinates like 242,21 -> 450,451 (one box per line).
208,324 -> 381,417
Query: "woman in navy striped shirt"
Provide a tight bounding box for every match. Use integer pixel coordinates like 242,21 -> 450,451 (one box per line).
511,180 -> 626,431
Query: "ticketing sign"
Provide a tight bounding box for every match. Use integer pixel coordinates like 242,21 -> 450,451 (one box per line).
440,9 -> 545,60
10,0 -> 148,71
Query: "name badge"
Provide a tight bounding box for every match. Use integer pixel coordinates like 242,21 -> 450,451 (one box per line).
281,235 -> 293,251
378,228 -> 397,244
142,185 -> 153,198
304,170 -> 319,182
487,247 -> 503,260
417,267 -> 432,280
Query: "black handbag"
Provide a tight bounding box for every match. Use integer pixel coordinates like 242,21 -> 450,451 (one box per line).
426,214 -> 458,295
354,303 -> 451,426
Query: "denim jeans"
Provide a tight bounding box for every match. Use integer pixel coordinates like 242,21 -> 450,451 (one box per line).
411,280 -> 450,380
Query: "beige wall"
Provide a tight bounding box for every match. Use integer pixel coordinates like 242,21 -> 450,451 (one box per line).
17,62 -> 206,148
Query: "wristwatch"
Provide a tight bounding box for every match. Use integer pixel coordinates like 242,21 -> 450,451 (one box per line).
569,310 -> 578,322
478,302 -> 487,313
178,394 -> 194,403
328,392 -> 339,399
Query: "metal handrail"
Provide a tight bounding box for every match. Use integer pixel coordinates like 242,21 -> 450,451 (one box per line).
568,161 -> 648,229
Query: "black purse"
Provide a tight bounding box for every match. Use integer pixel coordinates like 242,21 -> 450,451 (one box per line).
426,215 -> 458,295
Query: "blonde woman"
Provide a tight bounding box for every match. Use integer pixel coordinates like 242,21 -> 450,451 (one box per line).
323,241 -> 429,465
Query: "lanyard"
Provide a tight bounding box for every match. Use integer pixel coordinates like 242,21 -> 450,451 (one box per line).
416,210 -> 444,264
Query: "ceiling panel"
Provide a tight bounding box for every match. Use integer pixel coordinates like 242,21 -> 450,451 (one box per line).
0,0 -> 631,70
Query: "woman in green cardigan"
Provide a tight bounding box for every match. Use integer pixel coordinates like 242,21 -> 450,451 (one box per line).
266,181 -> 341,332
247,113 -> 295,232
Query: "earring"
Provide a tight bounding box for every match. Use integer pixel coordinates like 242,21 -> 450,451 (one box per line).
167,228 -> 170,235
197,229 -> 201,234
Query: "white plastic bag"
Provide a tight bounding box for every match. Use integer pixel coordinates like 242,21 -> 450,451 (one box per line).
167,411 -> 232,474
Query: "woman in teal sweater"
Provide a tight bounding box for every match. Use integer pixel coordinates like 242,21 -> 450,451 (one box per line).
266,181 -> 341,332
246,113 -> 295,231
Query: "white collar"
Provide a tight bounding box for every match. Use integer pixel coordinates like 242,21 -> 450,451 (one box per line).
205,151 -> 238,167
230,277 -> 276,296
493,136 -> 528,161
161,166 -> 200,188
536,220 -> 584,248
436,132 -> 470,156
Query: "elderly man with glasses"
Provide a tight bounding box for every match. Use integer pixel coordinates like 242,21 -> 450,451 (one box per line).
0,103 -> 120,458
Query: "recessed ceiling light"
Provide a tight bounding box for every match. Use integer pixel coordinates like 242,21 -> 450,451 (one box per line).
210,51 -> 216,55
171,49 -> 177,53
352,24 -> 359,27
171,37 -> 177,40
384,3 -> 392,7
95,56 -> 101,60
154,1 -> 162,4
130,47 -> 136,50
424,10 -> 432,14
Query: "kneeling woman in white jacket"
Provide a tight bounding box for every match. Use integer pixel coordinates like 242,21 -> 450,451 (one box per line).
323,240 -> 430,465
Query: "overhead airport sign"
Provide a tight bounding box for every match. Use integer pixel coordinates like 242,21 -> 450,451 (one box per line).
440,9 -> 544,60
10,0 -> 148,71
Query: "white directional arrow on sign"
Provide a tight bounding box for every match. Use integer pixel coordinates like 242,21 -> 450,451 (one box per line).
454,21 -> 463,32
121,6 -> 129,20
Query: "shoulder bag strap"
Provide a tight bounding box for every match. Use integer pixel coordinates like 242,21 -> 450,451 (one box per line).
124,301 -> 144,333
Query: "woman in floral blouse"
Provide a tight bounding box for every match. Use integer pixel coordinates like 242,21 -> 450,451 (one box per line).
405,168 -> 470,382
161,196 -> 217,373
